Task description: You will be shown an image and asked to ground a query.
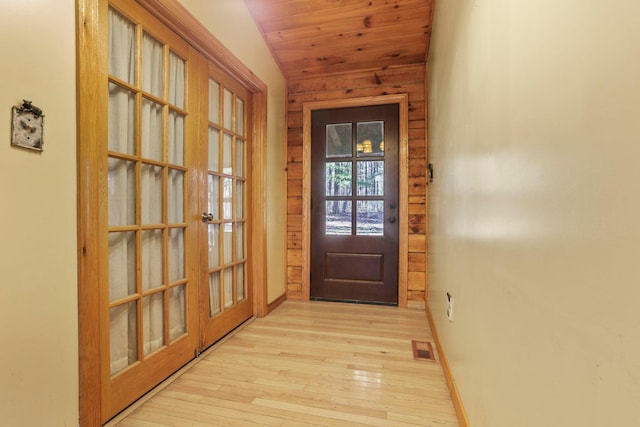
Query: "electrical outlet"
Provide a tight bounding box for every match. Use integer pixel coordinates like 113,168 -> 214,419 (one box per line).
446,292 -> 454,321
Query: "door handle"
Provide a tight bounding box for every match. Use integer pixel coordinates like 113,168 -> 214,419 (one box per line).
201,212 -> 214,223
386,216 -> 397,224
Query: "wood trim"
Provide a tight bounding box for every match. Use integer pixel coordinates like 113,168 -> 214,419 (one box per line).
301,94 -> 409,307
398,97 -> 409,308
424,64 -> 430,301
77,0 -> 107,425
425,302 -> 470,427
266,293 -> 287,315
425,0 -> 437,61
251,89 -> 269,318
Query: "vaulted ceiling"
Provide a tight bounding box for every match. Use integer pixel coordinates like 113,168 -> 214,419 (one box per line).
244,0 -> 435,80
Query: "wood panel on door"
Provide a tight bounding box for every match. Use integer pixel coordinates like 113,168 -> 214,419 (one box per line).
199,63 -> 253,349
310,104 -> 399,304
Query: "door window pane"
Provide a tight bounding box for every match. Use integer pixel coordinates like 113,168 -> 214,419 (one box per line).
236,222 -> 244,259
222,178 -> 233,219
223,269 -> 233,308
142,32 -> 163,98
141,230 -> 163,290
236,98 -> 244,136
169,285 -> 186,342
167,169 -> 184,223
326,162 -> 352,196
141,164 -> 163,224
207,175 -> 219,219
223,133 -> 233,174
142,292 -> 164,355
356,200 -> 384,236
109,231 -> 136,301
237,264 -> 245,302
208,224 -> 220,268
141,99 -> 163,161
167,111 -> 184,166
108,158 -> 135,226
110,301 -> 137,375
326,123 -> 352,157
209,272 -> 221,316
223,223 -> 233,264
326,201 -> 352,235
236,181 -> 244,218
223,88 -> 233,130
168,51 -> 185,109
208,128 -> 220,172
167,228 -> 184,283
209,79 -> 220,124
108,83 -> 135,155
357,121 -> 384,157
357,161 -> 384,196
108,8 -> 136,84
236,139 -> 244,177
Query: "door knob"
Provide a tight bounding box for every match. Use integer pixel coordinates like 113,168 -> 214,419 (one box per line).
201,212 -> 214,223
386,216 -> 397,224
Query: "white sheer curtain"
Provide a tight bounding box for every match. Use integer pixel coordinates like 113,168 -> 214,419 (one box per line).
167,52 -> 186,343
140,31 -> 164,357
108,8 -> 137,375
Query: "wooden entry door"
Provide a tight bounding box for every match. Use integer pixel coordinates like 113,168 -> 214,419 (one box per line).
310,104 -> 399,304
199,64 -> 253,348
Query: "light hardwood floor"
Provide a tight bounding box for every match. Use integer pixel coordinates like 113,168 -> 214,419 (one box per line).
113,301 -> 459,426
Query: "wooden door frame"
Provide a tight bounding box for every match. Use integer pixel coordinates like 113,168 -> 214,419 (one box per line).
76,0 -> 268,425
301,95 -> 409,307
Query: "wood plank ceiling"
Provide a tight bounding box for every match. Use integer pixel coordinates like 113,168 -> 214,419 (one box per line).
244,0 -> 435,79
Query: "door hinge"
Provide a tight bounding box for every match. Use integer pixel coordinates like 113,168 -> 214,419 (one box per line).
194,348 -> 201,358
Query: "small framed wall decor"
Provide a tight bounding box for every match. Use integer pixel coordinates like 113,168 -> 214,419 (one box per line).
11,100 -> 44,151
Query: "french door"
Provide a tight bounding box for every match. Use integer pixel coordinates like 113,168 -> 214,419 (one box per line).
199,64 -> 253,348
104,3 -> 200,419
99,0 -> 252,422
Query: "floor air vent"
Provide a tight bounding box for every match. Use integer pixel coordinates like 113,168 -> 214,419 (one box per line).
412,340 -> 436,362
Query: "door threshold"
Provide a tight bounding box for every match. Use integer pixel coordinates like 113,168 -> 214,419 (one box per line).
310,296 -> 398,307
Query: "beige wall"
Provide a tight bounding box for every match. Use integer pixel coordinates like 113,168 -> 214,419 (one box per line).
178,0 -> 288,303
0,1 -> 79,425
428,1 -> 640,426
0,1 -> 285,425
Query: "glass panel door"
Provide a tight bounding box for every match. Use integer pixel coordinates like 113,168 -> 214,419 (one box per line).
104,3 -> 198,419
200,66 -> 252,348
310,104 -> 399,304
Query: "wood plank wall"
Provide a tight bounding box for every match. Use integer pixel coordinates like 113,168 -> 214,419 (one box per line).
286,64 -> 428,302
